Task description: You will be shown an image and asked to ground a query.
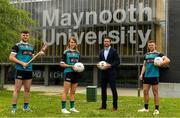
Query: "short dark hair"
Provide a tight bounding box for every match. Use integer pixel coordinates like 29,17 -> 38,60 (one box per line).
104,36 -> 112,42
148,40 -> 156,44
21,30 -> 29,34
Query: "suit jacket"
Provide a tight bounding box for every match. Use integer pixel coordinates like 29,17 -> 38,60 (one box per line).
99,47 -> 120,79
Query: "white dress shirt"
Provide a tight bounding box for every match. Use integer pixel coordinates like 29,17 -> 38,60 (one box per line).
104,47 -> 110,60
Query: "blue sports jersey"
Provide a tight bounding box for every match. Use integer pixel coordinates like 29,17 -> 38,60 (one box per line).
11,41 -> 34,71
144,51 -> 164,78
61,49 -> 80,74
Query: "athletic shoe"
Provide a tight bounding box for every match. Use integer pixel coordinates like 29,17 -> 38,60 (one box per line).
111,108 -> 117,112
138,108 -> 149,112
153,109 -> 159,115
11,108 -> 16,113
61,109 -> 71,114
70,108 -> 80,113
23,107 -> 32,112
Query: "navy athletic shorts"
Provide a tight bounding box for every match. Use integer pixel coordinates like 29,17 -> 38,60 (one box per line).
143,77 -> 159,85
64,72 -> 80,84
15,70 -> 32,80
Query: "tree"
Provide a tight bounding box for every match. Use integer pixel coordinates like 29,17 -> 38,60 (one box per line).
0,0 -> 36,88
0,0 -> 35,62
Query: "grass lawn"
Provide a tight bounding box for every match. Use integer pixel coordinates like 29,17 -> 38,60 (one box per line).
0,89 -> 180,117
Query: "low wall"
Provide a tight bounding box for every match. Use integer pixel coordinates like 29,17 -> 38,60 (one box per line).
149,83 -> 180,98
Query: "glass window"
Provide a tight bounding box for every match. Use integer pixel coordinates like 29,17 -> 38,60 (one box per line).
12,0 -> 167,65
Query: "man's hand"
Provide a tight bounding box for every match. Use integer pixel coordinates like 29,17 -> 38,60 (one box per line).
21,62 -> 28,68
103,63 -> 111,70
38,51 -> 45,56
139,74 -> 143,80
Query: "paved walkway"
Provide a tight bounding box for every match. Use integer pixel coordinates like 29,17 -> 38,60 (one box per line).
4,84 -> 143,97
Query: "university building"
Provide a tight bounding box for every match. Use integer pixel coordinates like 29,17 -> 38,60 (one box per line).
1,0 -> 180,96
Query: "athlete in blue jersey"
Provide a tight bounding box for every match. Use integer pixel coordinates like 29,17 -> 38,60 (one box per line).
9,31 -> 36,113
60,37 -> 80,114
138,40 -> 170,115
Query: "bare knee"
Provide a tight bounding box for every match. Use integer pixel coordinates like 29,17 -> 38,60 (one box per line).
63,89 -> 69,95
14,88 -> 21,94
152,85 -> 159,97
153,90 -> 158,96
70,90 -> 76,95
143,90 -> 149,96
24,87 -> 30,93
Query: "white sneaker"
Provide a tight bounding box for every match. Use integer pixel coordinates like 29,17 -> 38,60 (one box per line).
153,109 -> 159,115
11,109 -> 16,113
70,108 -> 80,113
61,109 -> 71,114
23,108 -> 32,112
138,108 -> 149,112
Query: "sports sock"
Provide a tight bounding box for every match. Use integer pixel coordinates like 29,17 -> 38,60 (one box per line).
62,101 -> 66,109
24,103 -> 29,109
155,105 -> 159,110
144,104 -> 148,109
12,104 -> 17,110
70,101 -> 75,108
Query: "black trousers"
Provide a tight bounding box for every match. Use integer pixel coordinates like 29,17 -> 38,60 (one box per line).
101,74 -> 118,109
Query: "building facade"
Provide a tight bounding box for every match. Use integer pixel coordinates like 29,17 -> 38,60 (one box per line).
2,0 -> 172,87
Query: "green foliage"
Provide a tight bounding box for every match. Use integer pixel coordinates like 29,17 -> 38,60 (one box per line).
0,0 -> 36,62
0,90 -> 180,117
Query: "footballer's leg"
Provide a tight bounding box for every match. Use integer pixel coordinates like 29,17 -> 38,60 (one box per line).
138,84 -> 151,112
152,84 -> 159,115
12,79 -> 23,113
23,79 -> 32,112
61,81 -> 71,113
70,82 -> 79,113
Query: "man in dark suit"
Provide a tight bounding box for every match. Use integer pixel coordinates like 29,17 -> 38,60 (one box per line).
98,36 -> 120,112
